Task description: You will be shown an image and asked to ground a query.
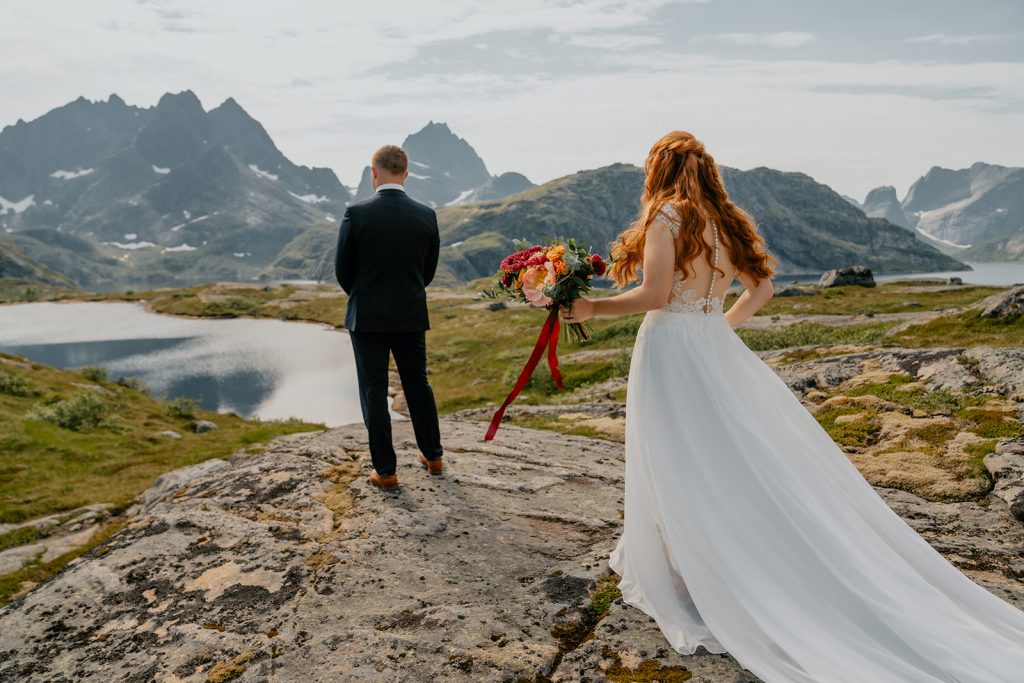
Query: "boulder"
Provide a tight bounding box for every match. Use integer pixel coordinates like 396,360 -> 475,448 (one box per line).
985,439 -> 1024,523
192,420 -> 219,433
977,284 -> 1024,320
818,266 -> 876,288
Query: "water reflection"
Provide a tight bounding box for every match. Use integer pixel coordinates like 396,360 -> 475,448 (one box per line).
0,302 -> 365,427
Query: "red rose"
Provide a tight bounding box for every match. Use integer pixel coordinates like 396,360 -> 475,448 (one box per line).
500,245 -> 544,272
524,253 -> 549,267
589,254 -> 606,276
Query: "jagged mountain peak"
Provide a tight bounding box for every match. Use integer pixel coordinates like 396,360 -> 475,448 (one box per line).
211,96 -> 245,115
355,121 -> 498,207
0,90 -> 352,287
157,89 -> 202,108
414,121 -> 454,136
862,185 -> 913,230
864,185 -> 898,204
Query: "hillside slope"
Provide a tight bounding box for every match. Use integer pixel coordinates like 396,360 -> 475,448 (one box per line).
434,163 -> 965,281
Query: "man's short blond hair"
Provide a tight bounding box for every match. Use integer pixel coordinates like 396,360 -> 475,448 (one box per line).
372,144 -> 408,174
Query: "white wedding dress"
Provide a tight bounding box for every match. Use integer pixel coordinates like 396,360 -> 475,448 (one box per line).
607,207 -> 1024,682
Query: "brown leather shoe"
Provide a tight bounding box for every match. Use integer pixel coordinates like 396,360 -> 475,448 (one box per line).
369,470 -> 399,489
419,453 -> 443,475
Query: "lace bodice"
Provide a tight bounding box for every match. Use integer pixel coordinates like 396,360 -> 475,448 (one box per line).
655,204 -> 724,315
663,283 -> 725,315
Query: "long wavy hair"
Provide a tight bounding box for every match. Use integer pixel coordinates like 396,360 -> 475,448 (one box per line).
609,131 -> 775,287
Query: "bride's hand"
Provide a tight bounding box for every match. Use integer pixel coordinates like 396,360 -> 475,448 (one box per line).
560,297 -> 595,323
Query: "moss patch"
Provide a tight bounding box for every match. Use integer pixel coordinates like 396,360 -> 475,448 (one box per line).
601,647 -> 693,682
888,309 -> 1024,348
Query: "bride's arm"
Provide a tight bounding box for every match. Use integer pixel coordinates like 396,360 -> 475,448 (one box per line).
559,219 -> 675,322
724,270 -> 773,328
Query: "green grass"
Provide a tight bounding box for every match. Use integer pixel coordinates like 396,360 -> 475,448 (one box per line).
963,439 -> 1001,481
754,282 -> 1002,316
0,352 -> 321,524
736,321 -> 894,351
887,310 -> 1024,348
0,278 -> 78,305
0,525 -> 47,551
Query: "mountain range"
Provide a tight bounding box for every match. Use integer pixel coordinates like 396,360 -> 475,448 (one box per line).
0,91 -> 974,289
856,162 -> 1024,262
427,163 -> 963,284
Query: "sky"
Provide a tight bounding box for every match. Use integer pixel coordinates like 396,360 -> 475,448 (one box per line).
2,0 -> 1022,200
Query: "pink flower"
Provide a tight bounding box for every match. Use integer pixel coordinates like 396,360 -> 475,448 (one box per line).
521,266 -> 552,307
544,260 -> 558,285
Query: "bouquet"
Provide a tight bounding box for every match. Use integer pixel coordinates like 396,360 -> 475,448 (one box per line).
481,237 -> 607,441
486,237 -> 607,343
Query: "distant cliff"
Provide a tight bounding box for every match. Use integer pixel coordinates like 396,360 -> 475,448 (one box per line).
862,162 -> 1024,261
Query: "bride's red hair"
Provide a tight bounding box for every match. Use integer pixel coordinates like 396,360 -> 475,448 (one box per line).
609,131 -> 775,287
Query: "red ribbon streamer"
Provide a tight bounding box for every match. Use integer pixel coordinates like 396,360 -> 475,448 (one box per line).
484,306 -> 562,441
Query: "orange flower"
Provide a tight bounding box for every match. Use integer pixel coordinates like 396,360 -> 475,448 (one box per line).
546,245 -> 565,262
554,259 -> 569,275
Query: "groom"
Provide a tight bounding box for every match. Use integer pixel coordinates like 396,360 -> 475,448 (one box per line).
334,144 -> 444,490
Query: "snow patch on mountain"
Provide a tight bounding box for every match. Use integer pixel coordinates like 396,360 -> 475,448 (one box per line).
104,240 -> 157,250
162,243 -> 198,253
0,195 -> 35,215
445,189 -> 474,206
248,164 -> 278,181
288,191 -> 329,204
49,168 -> 94,180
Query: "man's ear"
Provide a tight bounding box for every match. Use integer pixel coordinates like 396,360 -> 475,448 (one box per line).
370,166 -> 379,180
403,170 -> 409,181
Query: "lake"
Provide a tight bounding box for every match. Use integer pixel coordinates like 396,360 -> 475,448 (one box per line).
0,302 -> 367,427
781,262 -> 1024,287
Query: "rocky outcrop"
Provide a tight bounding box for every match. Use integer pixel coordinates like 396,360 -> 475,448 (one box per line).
986,439 -> 1024,523
977,285 -> 1024,320
2,408 -> 1023,681
818,266 -> 876,288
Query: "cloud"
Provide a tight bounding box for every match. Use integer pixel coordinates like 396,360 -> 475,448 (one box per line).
556,32 -> 662,51
0,0 -> 1021,201
693,32 -> 816,48
906,33 -> 1003,46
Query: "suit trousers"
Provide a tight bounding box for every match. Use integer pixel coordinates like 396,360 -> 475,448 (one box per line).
348,329 -> 443,476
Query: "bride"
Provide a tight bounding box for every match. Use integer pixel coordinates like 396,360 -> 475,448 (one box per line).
559,131 -> 1024,681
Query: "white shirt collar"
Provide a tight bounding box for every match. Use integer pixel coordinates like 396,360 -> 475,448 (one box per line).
376,183 -> 406,192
